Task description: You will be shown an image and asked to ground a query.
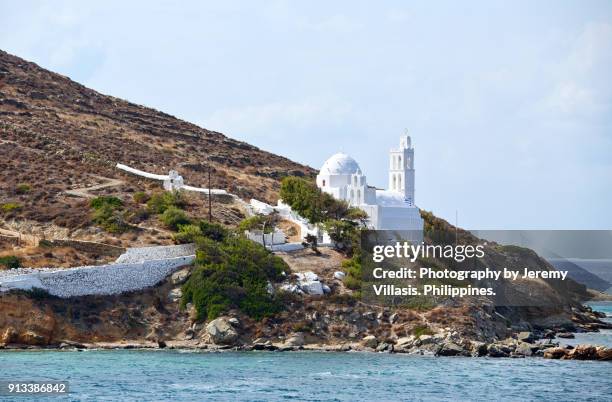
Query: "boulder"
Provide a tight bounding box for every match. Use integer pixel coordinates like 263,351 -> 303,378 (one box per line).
1,327 -> 18,345
389,313 -> 399,324
284,333 -> 305,347
376,342 -> 392,352
436,341 -> 466,357
333,271 -> 346,280
21,330 -> 47,346
565,345 -> 598,360
470,341 -> 488,357
516,331 -> 535,343
395,336 -> 415,349
557,332 -> 575,339
206,317 -> 239,345
300,280 -> 324,295
171,268 -> 191,285
487,344 -> 510,358
168,288 -> 182,302
543,347 -> 568,359
514,342 -> 533,357
362,335 -> 378,349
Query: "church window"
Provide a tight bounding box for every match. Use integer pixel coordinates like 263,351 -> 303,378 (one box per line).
398,155 -> 402,168
392,175 -> 396,190
398,175 -> 402,190
357,189 -> 361,202
322,179 -> 326,187
350,189 -> 354,202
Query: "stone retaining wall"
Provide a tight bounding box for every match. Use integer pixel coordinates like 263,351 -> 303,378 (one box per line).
0,244 -> 196,298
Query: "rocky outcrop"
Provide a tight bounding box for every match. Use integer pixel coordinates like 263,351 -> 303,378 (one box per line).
544,345 -> 612,361
205,317 -> 239,345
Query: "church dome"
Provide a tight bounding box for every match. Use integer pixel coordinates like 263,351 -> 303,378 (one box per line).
320,153 -> 361,175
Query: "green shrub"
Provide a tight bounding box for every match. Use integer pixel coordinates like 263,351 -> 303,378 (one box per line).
1,203 -> 21,213
181,236 -> 288,320
238,215 -> 275,233
92,204 -> 129,233
146,191 -> 186,214
90,196 -> 123,210
0,255 -> 21,269
161,206 -> 190,230
127,207 -> 149,224
173,224 -> 202,244
132,191 -> 150,204
198,220 -> 228,242
16,183 -> 31,194
413,325 -> 434,338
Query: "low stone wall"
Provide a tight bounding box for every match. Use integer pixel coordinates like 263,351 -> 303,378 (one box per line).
41,239 -> 126,257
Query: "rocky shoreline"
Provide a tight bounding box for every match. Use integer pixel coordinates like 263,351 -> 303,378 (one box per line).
2,316 -> 610,361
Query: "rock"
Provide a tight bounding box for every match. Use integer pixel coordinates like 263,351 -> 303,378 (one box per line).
415,334 -> 434,346
470,341 -> 488,357
168,288 -> 182,302
437,341 -> 466,357
516,331 -> 535,343
514,342 -> 533,357
300,280 -> 324,295
363,311 -> 376,320
596,346 -> 612,361
184,328 -> 195,340
333,271 -> 346,280
362,335 -> 378,349
557,332 -> 575,339
21,330 -> 47,346
171,268 -> 191,285
543,347 -> 568,359
157,340 -> 167,349
376,342 -> 392,352
206,317 -> 239,345
284,332 -> 305,347
487,344 -> 510,358
389,313 -> 399,324
1,327 -> 18,345
565,345 -> 598,360
58,340 -> 86,349
395,336 -> 415,349
322,284 -> 331,294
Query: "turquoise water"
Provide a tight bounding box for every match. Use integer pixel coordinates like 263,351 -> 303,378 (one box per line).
0,350 -> 610,401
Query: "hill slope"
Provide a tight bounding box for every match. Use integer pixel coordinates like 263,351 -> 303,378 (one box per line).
0,50 -> 314,238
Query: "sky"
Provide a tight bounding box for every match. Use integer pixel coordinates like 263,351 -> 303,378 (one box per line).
1,0 -> 611,230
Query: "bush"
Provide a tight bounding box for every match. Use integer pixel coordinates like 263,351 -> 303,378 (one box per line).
127,207 -> 149,224
173,220 -> 229,244
90,196 -> 123,210
132,191 -> 150,204
147,191 -> 186,214
16,183 -> 31,194
92,205 -> 129,233
0,255 -> 21,269
161,207 -> 191,230
238,215 -> 275,233
181,236 -> 288,320
1,203 -> 21,213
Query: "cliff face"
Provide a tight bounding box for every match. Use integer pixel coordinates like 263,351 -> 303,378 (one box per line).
0,50 -> 315,235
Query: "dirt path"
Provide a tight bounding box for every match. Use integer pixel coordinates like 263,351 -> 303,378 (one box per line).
65,175 -> 124,198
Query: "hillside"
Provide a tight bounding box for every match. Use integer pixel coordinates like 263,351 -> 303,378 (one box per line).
0,50 -> 314,246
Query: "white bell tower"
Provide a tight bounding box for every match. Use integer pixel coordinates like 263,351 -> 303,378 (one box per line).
388,132 -> 415,205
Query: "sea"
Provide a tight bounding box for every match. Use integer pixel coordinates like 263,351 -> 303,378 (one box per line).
0,302 -> 610,401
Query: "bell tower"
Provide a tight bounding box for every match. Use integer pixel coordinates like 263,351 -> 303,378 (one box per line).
388,132 -> 415,205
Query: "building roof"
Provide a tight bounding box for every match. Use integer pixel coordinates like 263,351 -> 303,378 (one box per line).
320,152 -> 361,175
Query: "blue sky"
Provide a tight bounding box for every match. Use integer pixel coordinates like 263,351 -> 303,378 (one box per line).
1,1 -> 611,229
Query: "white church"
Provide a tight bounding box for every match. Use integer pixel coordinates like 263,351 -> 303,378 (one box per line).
316,135 -> 424,238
